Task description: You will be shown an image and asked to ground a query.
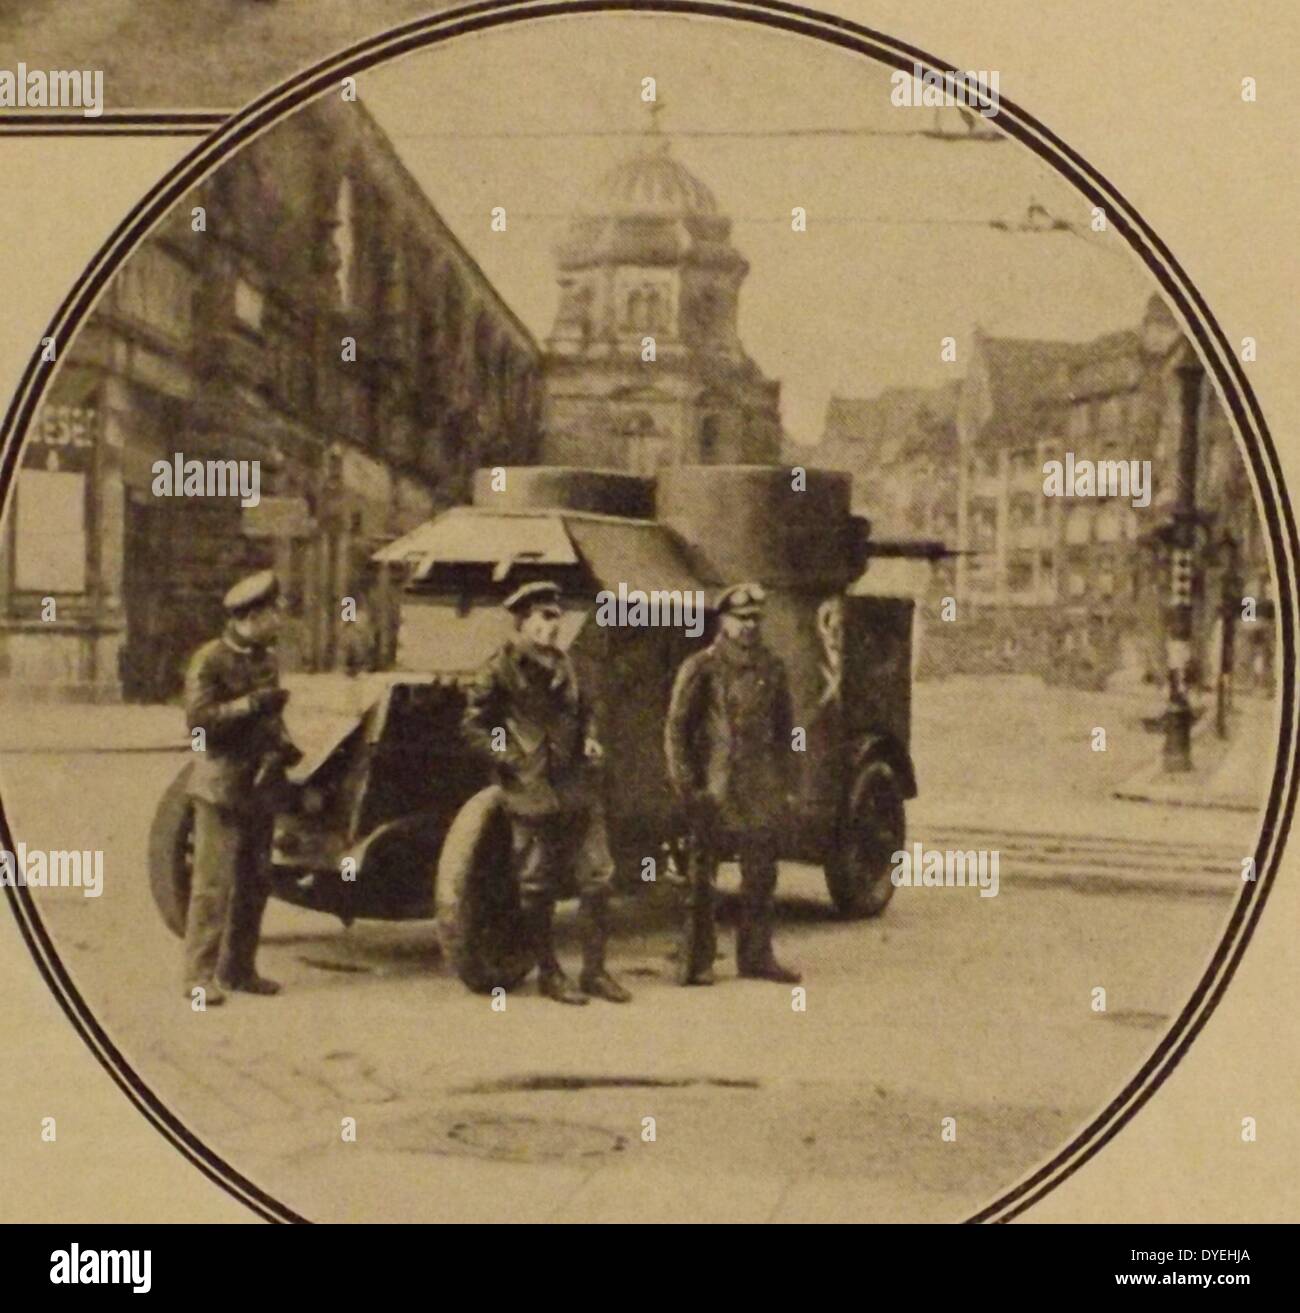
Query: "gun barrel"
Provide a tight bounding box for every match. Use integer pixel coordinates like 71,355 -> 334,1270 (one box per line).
864,539 -> 974,562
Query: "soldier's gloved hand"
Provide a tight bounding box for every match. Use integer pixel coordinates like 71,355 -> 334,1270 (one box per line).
252,687 -> 290,716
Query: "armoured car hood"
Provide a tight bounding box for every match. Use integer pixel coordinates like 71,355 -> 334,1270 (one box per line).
379,505 -> 717,676
380,505 -> 715,594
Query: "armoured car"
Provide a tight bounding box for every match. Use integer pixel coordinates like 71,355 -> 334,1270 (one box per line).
150,464 -> 943,991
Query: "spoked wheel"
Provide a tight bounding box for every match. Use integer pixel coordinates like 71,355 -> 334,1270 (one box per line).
823,760 -> 905,919
148,763 -> 196,937
435,787 -> 536,994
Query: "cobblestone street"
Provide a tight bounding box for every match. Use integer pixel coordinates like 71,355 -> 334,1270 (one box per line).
0,674 -> 1266,1222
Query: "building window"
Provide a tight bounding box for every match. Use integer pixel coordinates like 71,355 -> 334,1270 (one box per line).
625,289 -> 643,330
333,175 -> 357,307
1009,493 -> 1035,527
233,277 -> 264,332
644,288 -> 662,331
1065,505 -> 1091,545
114,246 -> 193,344
972,503 -> 997,547
14,468 -> 87,593
700,414 -> 721,461
1096,501 -> 1122,543
1068,403 -> 1089,440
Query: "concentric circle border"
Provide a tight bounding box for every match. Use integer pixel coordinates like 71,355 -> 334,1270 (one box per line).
0,0 -> 1294,1225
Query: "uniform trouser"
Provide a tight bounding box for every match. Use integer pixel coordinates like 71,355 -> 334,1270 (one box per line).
183,799 -> 273,986
681,808 -> 780,980
511,807 -> 615,976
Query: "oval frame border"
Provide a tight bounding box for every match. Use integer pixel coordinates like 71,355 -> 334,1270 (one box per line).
0,0 -> 1294,1225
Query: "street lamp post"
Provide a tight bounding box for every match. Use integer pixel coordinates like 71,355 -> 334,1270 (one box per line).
1162,355 -> 1205,773
1215,531 -> 1241,740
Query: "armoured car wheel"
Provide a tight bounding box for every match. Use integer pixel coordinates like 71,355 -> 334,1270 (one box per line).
148,763 -> 196,937
435,787 -> 536,994
824,760 -> 904,919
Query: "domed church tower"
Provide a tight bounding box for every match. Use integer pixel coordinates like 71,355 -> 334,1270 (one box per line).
541,117 -> 782,473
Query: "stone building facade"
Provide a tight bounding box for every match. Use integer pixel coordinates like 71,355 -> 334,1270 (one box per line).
793,297 -> 1272,690
947,297 -> 1271,687
0,98 -> 541,702
541,129 -> 781,473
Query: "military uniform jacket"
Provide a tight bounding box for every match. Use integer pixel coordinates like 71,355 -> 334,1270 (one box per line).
184,629 -> 286,812
665,635 -> 795,830
462,641 -> 598,818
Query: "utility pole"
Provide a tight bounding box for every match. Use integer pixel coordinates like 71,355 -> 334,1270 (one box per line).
1216,532 -> 1241,739
1161,354 -> 1205,773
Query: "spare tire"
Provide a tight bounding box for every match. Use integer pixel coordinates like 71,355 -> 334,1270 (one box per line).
148,763 -> 196,937
435,787 -> 536,994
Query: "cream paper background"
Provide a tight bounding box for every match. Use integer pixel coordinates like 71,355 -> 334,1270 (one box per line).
0,0 -> 1295,1222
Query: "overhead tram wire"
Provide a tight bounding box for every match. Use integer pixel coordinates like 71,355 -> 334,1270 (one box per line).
421,209 -> 1125,247
386,125 -> 1006,141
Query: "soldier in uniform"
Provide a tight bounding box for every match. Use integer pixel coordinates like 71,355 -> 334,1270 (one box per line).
462,581 -> 632,1006
665,581 -> 802,986
181,569 -> 299,1004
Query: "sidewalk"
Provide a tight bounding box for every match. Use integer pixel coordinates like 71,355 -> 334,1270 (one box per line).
0,673 -> 385,755
908,675 -> 1270,855
1112,702 -> 1277,812
0,702 -> 185,754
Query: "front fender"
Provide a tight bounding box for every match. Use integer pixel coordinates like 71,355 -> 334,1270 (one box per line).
849,732 -> 918,800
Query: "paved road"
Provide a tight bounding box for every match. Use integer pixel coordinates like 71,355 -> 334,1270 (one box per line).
0,734 -> 1253,1222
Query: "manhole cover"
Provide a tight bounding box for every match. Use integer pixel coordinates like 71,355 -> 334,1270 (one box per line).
369,1110 -> 627,1161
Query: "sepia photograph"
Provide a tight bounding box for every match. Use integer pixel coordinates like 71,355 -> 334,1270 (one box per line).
0,0 -> 1293,1238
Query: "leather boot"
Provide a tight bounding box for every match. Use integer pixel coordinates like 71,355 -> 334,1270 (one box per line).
527,901 -> 588,1006
219,973 -> 281,996
676,820 -> 718,985
737,897 -> 802,984
679,887 -> 717,985
578,894 -> 631,1002
539,967 -> 589,1005
182,979 -> 225,1006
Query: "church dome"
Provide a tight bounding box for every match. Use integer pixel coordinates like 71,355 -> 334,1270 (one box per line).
584,136 -> 719,219
557,134 -> 738,273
